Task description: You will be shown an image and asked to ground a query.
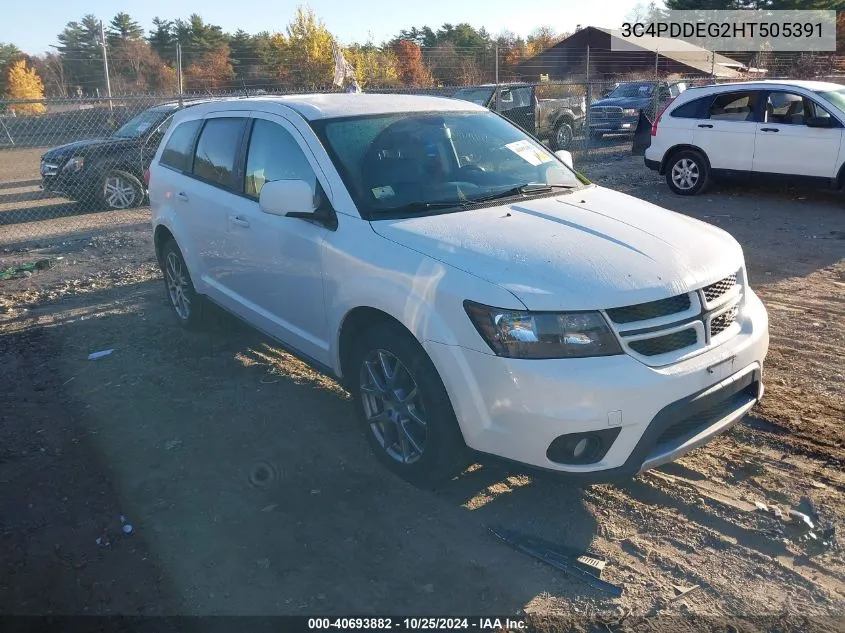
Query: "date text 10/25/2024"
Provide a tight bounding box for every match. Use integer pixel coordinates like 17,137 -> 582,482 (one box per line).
307,618 -> 527,631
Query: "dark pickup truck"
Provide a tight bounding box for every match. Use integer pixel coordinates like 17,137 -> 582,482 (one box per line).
588,80 -> 686,138
453,83 -> 586,150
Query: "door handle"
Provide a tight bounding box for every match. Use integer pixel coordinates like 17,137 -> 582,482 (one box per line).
760,127 -> 779,132
229,215 -> 250,228
697,124 -> 713,128
176,191 -> 189,202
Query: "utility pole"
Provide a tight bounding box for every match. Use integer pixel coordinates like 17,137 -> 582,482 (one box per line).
98,20 -> 112,113
495,41 -> 499,86
176,41 -> 184,107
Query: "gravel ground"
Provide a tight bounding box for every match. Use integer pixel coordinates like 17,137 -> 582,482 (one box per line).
0,144 -> 843,631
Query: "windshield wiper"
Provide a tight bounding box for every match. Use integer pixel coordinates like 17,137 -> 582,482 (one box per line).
468,183 -> 576,204
381,200 -> 471,214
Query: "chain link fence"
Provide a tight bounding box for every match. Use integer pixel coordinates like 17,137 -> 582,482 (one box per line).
1,72 -> 843,246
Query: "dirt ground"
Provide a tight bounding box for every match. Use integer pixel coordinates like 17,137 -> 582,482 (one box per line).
1,143 -> 844,631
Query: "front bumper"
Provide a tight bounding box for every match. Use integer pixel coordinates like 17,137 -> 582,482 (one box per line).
424,289 -> 769,480
41,173 -> 89,200
589,116 -> 639,134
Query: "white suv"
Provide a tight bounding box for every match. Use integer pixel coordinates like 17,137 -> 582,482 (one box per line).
646,80 -> 845,195
148,94 -> 769,485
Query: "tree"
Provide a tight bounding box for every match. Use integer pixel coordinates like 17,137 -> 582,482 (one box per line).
32,52 -> 69,97
107,12 -> 144,46
525,26 -> 566,57
392,40 -> 433,86
5,59 -> 46,114
110,39 -> 175,92
344,43 -> 400,88
281,7 -> 335,89
0,42 -> 24,95
148,17 -> 176,63
55,15 -> 104,94
174,14 -> 228,66
184,43 -> 236,91
495,31 -> 527,80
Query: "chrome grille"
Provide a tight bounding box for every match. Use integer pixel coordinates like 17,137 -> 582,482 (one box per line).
590,106 -> 623,120
606,294 -> 691,324
628,329 -> 697,356
710,305 -> 738,337
703,274 -> 737,303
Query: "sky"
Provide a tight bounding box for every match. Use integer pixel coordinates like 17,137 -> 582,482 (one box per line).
0,0 -> 648,55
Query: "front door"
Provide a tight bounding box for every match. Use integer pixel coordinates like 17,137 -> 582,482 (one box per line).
691,90 -> 761,172
752,91 -> 843,179
220,115 -> 332,364
498,86 -> 536,135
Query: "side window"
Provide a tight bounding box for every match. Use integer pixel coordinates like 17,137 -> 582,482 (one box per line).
708,91 -> 760,122
765,92 -> 805,125
244,119 -> 318,199
160,119 -> 201,172
670,97 -> 708,119
192,118 -> 245,189
806,99 -> 835,123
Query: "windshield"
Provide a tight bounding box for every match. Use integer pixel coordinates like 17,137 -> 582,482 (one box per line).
112,109 -> 169,139
608,82 -> 655,98
815,88 -> 845,113
312,111 -> 585,219
452,88 -> 495,106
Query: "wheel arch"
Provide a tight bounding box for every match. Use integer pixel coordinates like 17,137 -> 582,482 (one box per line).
660,144 -> 710,175
153,224 -> 175,267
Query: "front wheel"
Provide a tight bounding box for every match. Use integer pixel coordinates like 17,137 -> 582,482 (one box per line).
101,169 -> 144,210
350,323 -> 469,487
665,150 -> 710,196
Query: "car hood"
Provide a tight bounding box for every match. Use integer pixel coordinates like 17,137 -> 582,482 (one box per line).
370,186 -> 744,311
42,137 -> 138,160
591,97 -> 652,109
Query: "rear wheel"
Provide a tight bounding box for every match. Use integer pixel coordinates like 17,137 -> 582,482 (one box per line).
160,240 -> 204,329
665,149 -> 710,196
350,323 -> 469,487
550,120 -> 574,150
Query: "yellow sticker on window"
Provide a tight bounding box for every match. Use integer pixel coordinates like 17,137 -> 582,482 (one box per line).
371,185 -> 395,199
505,140 -> 554,166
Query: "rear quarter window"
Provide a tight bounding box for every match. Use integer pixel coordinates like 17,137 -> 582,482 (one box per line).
670,97 -> 709,119
160,119 -> 202,172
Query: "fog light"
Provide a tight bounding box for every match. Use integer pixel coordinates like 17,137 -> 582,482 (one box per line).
546,428 -> 621,465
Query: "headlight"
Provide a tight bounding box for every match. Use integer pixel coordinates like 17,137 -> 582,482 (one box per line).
62,156 -> 84,172
622,108 -> 639,117
464,301 -> 622,359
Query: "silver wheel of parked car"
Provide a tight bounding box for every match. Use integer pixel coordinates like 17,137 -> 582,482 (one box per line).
360,348 -> 428,465
102,170 -> 142,209
165,251 -> 191,322
671,158 -> 699,191
160,239 -> 204,329
665,150 -> 710,196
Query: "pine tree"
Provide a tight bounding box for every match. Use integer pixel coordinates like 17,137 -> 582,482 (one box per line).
148,18 -> 176,63
107,12 -> 144,46
5,59 -> 46,115
55,15 -> 104,94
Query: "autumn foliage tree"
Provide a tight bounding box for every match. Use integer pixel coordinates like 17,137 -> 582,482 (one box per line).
392,40 -> 433,86
185,44 -> 236,91
5,59 -> 46,114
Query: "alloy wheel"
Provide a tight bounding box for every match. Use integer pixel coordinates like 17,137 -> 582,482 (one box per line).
671,158 -> 700,191
165,251 -> 191,321
103,174 -> 138,209
359,349 -> 428,464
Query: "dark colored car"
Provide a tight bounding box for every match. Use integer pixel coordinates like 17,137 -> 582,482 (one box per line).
453,83 -> 586,150
588,81 -> 686,138
39,101 -> 207,209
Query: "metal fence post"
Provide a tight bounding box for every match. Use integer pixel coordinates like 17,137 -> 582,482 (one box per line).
99,20 -> 113,114
585,45 -> 590,157
177,42 -> 184,108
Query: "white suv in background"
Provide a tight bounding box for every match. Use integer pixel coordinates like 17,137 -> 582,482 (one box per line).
148,94 -> 769,485
645,80 -> 845,195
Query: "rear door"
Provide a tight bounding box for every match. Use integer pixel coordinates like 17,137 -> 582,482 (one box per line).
180,112 -> 249,295
751,90 -> 843,178
691,90 -> 761,172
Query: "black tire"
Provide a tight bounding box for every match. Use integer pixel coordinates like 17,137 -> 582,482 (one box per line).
550,120 -> 574,150
349,322 -> 469,487
665,149 -> 710,196
160,239 -> 204,330
100,169 -> 144,210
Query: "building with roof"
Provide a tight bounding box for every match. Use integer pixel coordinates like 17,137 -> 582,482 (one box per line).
517,26 -> 747,81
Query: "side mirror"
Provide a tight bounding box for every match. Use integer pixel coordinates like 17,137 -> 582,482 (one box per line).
555,149 -> 574,169
806,116 -> 834,128
259,179 -> 316,217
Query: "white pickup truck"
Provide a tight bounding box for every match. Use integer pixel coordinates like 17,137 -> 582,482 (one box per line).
148,93 -> 769,486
